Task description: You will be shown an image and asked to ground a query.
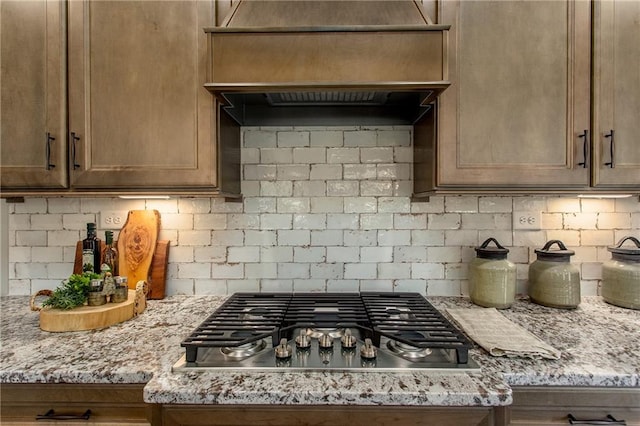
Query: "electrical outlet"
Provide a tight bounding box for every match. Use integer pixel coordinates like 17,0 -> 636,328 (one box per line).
513,211 -> 542,230
100,211 -> 128,230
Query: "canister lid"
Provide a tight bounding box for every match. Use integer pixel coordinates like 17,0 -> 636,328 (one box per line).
534,240 -> 575,262
608,236 -> 640,262
475,238 -> 509,259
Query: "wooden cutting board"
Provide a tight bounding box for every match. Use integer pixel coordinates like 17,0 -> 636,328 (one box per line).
39,290 -> 140,332
117,210 -> 161,291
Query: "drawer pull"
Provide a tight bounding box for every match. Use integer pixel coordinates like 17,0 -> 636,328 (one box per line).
36,409 -> 91,421
568,413 -> 626,425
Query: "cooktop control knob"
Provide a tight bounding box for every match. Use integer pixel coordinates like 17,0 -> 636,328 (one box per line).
318,333 -> 333,349
341,328 -> 357,349
274,338 -> 292,359
360,338 -> 377,360
295,331 -> 311,349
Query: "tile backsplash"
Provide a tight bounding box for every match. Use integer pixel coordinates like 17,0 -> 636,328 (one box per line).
4,126 -> 640,297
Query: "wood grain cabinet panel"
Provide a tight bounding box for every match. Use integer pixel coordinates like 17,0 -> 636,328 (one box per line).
592,0 -> 640,189
0,0 -> 66,189
415,0 -> 592,193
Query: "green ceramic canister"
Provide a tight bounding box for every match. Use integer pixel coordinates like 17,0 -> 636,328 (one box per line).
528,240 -> 580,309
602,236 -> 640,310
469,238 -> 516,309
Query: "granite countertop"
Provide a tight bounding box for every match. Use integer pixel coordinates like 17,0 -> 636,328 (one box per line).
1,295 -> 638,407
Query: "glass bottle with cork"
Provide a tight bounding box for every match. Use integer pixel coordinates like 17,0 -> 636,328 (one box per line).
82,223 -> 102,274
103,230 -> 118,276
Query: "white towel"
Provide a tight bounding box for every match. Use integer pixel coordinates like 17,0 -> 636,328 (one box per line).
447,308 -> 561,360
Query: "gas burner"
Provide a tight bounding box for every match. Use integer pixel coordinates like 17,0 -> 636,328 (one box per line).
305,327 -> 344,339
220,340 -> 266,359
240,307 -> 270,320
386,340 -> 433,360
385,307 -> 416,321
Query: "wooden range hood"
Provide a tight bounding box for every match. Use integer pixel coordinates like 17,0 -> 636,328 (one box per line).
205,0 -> 450,126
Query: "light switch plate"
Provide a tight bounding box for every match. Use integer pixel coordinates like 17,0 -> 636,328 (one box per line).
513,211 -> 542,230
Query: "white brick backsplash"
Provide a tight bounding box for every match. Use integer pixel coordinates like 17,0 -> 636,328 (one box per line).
277,263 -> 309,279
327,279 -> 360,292
360,247 -> 392,263
244,164 -> 276,180
378,263 -> 410,279
361,214 -> 393,230
311,263 -> 343,279
377,230 -> 411,246
293,181 -> 326,197
7,127 -> 639,297
310,197 -> 343,213
344,263 -> 377,279
326,246 -> 359,263
245,263 -> 277,279
261,246 -> 293,262
344,230 -> 377,247
344,197 -> 376,213
311,230 -> 343,246
344,130 -> 376,147
210,230 -> 243,246
228,246 -> 260,263
278,131 -> 309,147
293,147 -> 326,163
277,165 -> 310,180
293,214 -> 326,230
194,246 -> 226,262
211,263 -> 243,279
260,214 -> 292,230
310,164 -> 342,180
343,164 -> 376,180
327,148 -> 359,163
360,181 -> 393,196
394,213 -> 427,230
277,198 -> 310,213
361,147 -> 393,163
261,279 -> 293,292
394,246 -> 427,263
278,230 -> 311,246
310,130 -> 343,147
293,279 -> 326,292
194,214 -> 226,230
244,129 -> 277,147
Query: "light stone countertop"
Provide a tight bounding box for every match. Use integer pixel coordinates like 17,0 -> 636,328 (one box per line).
1,295 -> 638,407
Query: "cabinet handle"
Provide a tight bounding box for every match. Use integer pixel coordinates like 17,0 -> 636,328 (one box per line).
70,132 -> 81,169
577,129 -> 588,168
46,132 -> 56,170
36,409 -> 91,421
567,413 -> 626,425
604,130 -> 615,168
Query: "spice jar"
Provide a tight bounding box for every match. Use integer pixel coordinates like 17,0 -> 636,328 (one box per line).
469,238 -> 516,309
111,276 -> 129,303
602,236 -> 640,310
528,240 -> 580,309
87,278 -> 106,306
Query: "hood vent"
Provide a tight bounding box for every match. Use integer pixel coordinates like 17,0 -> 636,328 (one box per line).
206,1 -> 450,126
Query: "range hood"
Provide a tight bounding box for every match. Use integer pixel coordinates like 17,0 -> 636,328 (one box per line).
205,0 -> 450,126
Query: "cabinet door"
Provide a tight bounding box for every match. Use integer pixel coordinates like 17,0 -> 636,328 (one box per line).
67,0 -> 217,190
592,0 -> 640,189
436,0 -> 591,189
0,0 -> 66,189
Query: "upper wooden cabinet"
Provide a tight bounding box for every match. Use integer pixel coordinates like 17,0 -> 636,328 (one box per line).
415,0 -> 592,195
592,0 -> 640,189
1,0 -> 240,196
0,0 -> 66,189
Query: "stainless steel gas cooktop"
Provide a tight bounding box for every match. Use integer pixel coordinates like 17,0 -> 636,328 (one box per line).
172,292 -> 479,372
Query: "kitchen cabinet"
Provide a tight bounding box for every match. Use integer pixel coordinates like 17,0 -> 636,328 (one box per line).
592,0 -> 640,189
415,0 -> 640,195
495,386 -> 640,425
1,0 -> 240,196
0,0 -> 67,189
0,383 -> 152,425
158,405 -> 495,426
